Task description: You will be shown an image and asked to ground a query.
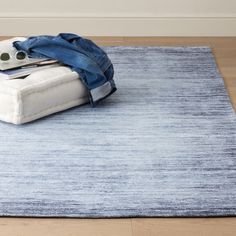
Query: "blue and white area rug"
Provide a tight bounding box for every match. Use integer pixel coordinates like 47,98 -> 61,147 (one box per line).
0,46 -> 236,217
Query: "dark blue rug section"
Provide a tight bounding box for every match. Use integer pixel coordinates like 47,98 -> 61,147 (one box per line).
0,46 -> 235,217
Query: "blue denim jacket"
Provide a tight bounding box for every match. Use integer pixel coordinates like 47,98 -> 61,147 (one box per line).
13,33 -> 116,106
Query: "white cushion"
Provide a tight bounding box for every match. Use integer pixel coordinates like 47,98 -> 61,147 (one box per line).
0,38 -> 89,125
0,37 -> 27,53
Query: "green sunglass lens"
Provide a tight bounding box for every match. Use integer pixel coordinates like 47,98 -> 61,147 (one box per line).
16,51 -> 27,60
0,53 -> 10,61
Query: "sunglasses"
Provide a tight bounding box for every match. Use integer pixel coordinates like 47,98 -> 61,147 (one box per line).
0,51 -> 28,62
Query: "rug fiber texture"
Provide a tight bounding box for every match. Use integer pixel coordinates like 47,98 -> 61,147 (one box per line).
0,46 -> 236,217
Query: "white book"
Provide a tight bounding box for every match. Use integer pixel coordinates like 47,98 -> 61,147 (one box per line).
0,57 -> 49,71
0,63 -> 61,80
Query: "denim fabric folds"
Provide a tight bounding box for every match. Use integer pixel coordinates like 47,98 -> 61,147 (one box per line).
13,33 -> 117,106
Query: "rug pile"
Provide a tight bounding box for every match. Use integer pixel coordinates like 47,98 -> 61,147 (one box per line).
0,46 -> 235,217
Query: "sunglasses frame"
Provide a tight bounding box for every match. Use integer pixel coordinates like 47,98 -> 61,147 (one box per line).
0,51 -> 28,62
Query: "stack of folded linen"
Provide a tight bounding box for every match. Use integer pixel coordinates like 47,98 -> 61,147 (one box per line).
0,37 -> 89,125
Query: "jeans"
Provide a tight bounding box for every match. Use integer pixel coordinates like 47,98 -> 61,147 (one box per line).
13,33 -> 117,106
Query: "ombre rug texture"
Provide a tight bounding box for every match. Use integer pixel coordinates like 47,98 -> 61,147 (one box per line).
0,46 -> 236,217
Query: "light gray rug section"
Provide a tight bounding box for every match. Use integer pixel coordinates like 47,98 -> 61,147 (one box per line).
0,46 -> 236,217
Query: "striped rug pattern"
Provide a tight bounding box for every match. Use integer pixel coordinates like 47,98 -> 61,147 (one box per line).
0,46 -> 235,217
